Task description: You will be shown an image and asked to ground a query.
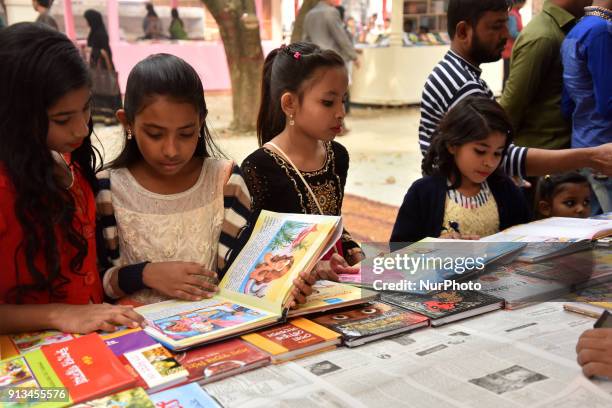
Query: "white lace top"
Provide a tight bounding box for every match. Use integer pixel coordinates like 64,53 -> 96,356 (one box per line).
109,158 -> 228,303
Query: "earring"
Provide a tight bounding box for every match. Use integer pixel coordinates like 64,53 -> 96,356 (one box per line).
289,114 -> 295,126
127,129 -> 132,140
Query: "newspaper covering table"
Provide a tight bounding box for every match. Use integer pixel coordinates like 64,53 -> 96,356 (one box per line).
204,303 -> 612,407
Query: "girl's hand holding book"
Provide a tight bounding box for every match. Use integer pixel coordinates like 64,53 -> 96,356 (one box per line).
143,262 -> 219,301
289,270 -> 318,308
50,304 -> 144,334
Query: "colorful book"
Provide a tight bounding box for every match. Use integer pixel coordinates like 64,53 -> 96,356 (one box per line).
137,211 -> 342,351
287,280 -> 378,317
102,329 -> 158,356
174,338 -> 269,384
381,290 -> 503,326
41,333 -> 136,404
123,344 -> 188,393
72,387 -> 154,407
242,318 -> 341,363
149,382 -> 221,408
312,302 -> 429,347
10,331 -> 75,354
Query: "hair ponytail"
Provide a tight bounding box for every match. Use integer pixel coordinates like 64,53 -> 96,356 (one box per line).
257,48 -> 283,146
256,42 -> 345,147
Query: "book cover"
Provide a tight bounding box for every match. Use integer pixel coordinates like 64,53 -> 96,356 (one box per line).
102,329 -> 158,356
73,387 -> 154,407
137,211 -> 343,351
10,331 -> 75,354
474,264 -> 569,309
381,290 -> 503,325
123,344 -> 188,392
312,302 -> 429,346
482,217 -> 612,241
173,338 -> 269,383
149,382 -> 221,408
41,333 -> 135,404
242,318 -> 340,361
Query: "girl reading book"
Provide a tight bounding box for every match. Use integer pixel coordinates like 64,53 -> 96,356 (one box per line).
535,172 -> 592,219
97,54 -> 315,306
391,96 -> 531,243
241,42 -> 362,280
0,23 -> 143,334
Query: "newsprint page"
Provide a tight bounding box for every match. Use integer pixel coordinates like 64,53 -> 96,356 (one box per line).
204,303 -> 612,408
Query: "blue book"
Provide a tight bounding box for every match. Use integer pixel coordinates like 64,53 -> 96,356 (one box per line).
149,383 -> 220,408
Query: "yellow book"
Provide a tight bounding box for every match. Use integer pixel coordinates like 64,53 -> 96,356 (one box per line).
242,318 -> 340,363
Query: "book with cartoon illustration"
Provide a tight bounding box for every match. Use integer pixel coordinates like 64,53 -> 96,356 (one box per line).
137,210 -> 342,351
381,290 -> 503,326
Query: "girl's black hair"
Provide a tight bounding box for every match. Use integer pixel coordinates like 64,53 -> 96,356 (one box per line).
423,96 -> 513,189
110,53 -> 220,169
535,172 -> 590,209
0,23 -> 101,303
145,3 -> 157,17
257,42 -> 346,146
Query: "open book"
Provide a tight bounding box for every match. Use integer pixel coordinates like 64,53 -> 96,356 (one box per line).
136,211 -> 342,351
480,217 -> 612,262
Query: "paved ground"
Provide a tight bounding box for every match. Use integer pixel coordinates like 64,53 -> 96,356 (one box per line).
93,92 -> 424,242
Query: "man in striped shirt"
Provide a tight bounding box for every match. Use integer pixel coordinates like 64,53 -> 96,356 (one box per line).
420,0 -> 612,179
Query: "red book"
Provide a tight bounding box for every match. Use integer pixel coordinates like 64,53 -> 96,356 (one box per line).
174,338 -> 270,384
41,333 -> 135,404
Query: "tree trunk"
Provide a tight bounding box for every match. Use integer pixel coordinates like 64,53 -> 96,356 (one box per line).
201,0 -> 264,132
291,0 -> 320,43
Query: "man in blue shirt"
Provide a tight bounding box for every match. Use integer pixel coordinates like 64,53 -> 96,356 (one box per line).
562,2 -> 612,214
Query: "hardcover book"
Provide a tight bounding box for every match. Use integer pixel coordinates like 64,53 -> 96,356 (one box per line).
174,338 -> 269,384
381,290 -> 503,326
311,302 -> 429,347
242,318 -> 341,363
137,211 -> 342,351
474,264 -> 570,309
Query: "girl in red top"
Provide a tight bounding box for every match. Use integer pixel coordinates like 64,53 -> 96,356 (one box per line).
0,23 -> 143,334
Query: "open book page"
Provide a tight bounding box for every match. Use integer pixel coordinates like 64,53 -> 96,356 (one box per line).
136,298 -> 278,349
219,211 -> 342,313
288,280 -> 377,317
483,217 -> 612,241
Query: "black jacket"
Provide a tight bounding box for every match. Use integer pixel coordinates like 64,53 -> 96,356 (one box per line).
391,175 -> 531,244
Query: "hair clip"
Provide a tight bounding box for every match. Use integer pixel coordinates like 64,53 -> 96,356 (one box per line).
544,174 -> 552,181
293,51 -> 301,60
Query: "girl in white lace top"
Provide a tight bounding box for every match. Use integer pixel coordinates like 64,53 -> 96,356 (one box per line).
97,54 -> 316,306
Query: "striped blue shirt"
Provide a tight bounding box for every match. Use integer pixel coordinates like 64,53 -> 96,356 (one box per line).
419,50 -> 528,178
